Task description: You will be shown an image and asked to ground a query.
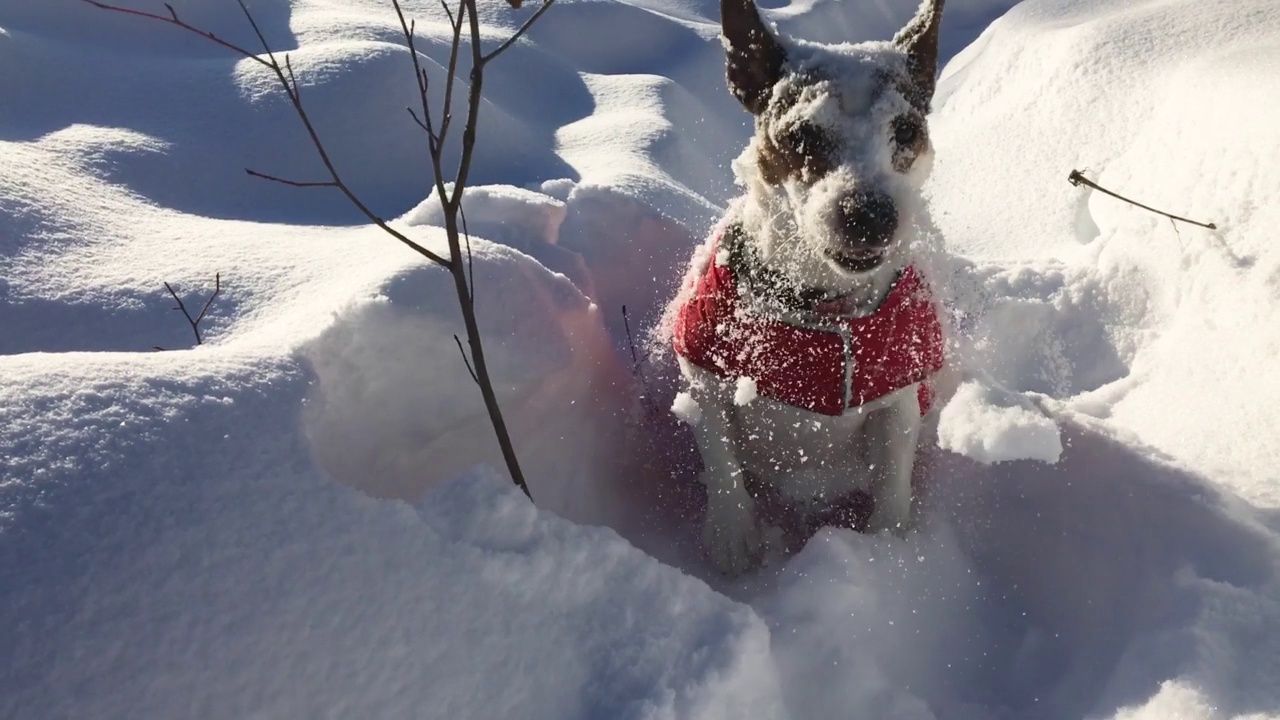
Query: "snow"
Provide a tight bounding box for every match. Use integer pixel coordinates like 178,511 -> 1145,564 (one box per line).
672,390 -> 703,425
937,380 -> 1063,464
733,375 -> 758,406
4,0 -> 1280,718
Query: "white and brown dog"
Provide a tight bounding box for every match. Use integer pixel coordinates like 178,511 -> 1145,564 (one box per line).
668,0 -> 949,574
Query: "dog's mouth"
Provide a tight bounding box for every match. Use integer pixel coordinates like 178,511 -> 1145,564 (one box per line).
824,247 -> 885,273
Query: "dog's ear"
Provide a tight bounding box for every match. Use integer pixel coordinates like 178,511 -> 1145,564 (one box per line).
893,0 -> 945,110
722,0 -> 786,115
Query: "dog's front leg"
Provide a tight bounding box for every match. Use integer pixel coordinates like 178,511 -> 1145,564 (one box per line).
863,387 -> 922,535
677,358 -> 764,574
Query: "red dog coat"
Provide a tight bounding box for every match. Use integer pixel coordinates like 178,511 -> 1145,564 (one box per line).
673,238 -> 945,416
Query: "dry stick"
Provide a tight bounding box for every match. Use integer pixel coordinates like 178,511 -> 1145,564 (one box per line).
390,0 -> 538,500
84,0 -> 551,500
162,273 -> 221,347
1068,169 -> 1217,230
621,305 -> 642,371
453,334 -> 480,383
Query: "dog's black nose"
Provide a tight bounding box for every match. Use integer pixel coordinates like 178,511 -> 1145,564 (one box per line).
838,191 -> 898,248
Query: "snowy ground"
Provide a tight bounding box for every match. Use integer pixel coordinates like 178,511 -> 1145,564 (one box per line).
3,0 -> 1280,718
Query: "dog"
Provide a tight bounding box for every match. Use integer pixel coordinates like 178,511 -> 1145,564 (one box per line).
667,0 -> 949,575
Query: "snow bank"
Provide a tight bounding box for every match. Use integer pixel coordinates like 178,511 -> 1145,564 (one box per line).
930,0 -> 1280,505
0,357 -> 782,719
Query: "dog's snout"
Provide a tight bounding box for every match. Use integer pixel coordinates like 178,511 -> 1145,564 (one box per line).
838,191 -> 898,248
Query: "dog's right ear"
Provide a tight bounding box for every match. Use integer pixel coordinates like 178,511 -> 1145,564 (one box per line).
722,0 -> 786,115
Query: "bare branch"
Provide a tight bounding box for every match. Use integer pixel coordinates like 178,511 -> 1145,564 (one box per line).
86,0 -> 541,501
480,0 -> 556,65
82,0 -> 450,268
438,0 -> 466,145
453,334 -> 479,384
245,169 -> 339,188
460,205 -> 475,304
236,0 -> 275,60
79,0 -> 273,68
1068,169 -> 1217,230
448,0 -> 486,212
439,0 -> 457,28
193,272 -> 222,327
162,274 -> 221,346
407,106 -> 428,131
621,305 -> 640,366
392,1 -> 440,152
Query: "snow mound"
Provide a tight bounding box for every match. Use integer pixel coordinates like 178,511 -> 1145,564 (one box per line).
5,0 -> 1280,718
937,380 -> 1063,464
0,358 -> 782,718
930,0 -> 1280,503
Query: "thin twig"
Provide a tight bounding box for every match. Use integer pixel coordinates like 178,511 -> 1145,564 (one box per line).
406,107 -> 430,133
437,0 -> 457,31
83,0 -> 552,502
1068,169 -> 1217,230
79,0 -> 272,67
460,204 -> 474,304
245,169 -> 338,187
392,0 -> 441,152
438,0 -> 465,146
162,274 -> 221,346
78,0 -> 451,268
453,334 -> 480,384
193,272 -> 222,327
481,0 -> 556,65
621,305 -> 640,366
449,0 -> 486,212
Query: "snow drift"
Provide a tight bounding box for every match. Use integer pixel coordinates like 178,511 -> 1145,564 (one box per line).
3,0 -> 1280,718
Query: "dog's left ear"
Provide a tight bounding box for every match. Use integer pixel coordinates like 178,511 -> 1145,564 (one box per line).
722,0 -> 787,115
893,0 -> 945,110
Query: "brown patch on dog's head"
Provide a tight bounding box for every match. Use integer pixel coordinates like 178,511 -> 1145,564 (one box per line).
752,77 -> 931,187
722,0 -> 946,275
753,76 -> 839,185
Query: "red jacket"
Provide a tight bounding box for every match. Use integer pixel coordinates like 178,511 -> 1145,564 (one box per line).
673,240 -> 945,416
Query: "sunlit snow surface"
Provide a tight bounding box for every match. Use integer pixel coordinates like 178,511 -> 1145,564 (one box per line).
3,0 -> 1280,718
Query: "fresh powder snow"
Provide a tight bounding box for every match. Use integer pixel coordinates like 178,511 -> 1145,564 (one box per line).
3,0 -> 1280,719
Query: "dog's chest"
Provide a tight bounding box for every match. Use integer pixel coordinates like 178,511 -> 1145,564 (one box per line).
673,239 -> 944,417
727,388 -> 905,500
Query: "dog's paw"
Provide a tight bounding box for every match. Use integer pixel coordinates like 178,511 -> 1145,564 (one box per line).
703,493 -> 765,575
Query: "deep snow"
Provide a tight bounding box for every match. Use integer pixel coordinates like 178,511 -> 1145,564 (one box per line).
3,0 -> 1280,718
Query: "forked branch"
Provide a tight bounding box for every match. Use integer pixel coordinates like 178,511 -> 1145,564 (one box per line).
83,0 -> 555,501
158,272 -> 221,348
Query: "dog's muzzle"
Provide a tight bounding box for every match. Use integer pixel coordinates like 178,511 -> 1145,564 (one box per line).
837,190 -> 897,246
827,190 -> 898,272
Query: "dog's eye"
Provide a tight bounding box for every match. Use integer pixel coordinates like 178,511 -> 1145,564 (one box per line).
892,117 -> 921,147
778,122 -> 835,177
890,115 -> 928,173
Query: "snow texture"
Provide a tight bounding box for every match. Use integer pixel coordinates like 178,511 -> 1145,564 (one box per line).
733,375 -> 758,406
4,0 -> 1280,718
672,390 -> 703,425
937,380 -> 1063,464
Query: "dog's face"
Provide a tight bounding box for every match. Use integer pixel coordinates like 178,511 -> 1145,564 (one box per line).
723,0 -> 945,292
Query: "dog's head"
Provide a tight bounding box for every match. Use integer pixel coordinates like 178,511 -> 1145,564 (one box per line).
723,0 -> 945,293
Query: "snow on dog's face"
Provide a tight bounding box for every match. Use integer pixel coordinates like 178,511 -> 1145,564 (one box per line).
722,0 -> 944,292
